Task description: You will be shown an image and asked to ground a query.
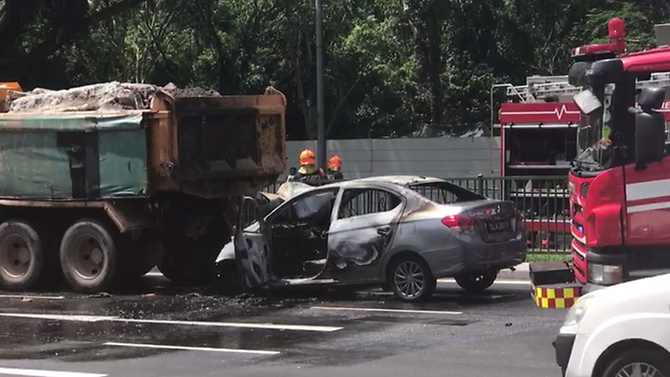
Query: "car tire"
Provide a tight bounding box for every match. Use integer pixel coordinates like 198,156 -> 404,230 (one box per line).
455,270 -> 498,292
0,221 -> 46,291
388,254 -> 436,302
60,219 -> 119,293
601,349 -> 670,377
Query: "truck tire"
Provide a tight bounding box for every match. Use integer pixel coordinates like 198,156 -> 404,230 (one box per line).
120,232 -> 160,280
157,248 -> 216,285
0,221 -> 46,291
455,270 -> 498,292
60,219 -> 119,293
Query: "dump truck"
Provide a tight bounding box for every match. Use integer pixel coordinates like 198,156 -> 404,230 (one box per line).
0,82 -> 286,293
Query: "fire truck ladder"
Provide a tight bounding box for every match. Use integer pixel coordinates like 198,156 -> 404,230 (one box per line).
506,71 -> 670,102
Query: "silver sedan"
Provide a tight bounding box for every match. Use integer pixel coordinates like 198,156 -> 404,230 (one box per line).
219,175 -> 527,302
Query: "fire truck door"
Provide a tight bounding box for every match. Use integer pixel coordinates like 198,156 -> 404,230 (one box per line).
623,161 -> 670,245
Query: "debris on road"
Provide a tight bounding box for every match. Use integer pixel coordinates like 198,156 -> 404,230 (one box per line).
88,292 -> 113,299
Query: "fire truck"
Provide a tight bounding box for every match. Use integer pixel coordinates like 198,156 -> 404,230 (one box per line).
500,18 -> 670,295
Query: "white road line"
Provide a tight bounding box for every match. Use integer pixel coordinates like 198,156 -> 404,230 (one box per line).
437,278 -> 530,285
311,306 -> 462,315
144,272 -> 163,277
0,314 -> 117,322
0,295 -> 66,300
103,342 -> 280,355
118,318 -> 342,332
0,313 -> 342,332
0,367 -> 106,377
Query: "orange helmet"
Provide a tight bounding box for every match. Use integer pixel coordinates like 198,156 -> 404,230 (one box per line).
299,149 -> 316,166
328,155 -> 342,168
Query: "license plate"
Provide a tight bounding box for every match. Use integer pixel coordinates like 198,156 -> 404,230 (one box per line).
486,220 -> 510,233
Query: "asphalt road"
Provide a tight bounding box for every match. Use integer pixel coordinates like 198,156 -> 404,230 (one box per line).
0,275 -> 565,377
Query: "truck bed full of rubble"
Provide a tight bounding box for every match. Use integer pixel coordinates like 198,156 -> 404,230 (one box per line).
6,82 -> 221,113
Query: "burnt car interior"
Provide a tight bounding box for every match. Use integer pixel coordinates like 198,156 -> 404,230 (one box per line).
269,188 -> 338,279
267,186 -> 403,280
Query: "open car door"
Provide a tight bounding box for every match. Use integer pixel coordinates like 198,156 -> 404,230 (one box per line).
234,196 -> 272,290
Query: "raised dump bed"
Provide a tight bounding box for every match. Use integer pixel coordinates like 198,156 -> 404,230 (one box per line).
0,83 -> 286,293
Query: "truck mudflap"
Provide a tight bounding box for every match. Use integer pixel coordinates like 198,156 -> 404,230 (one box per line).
529,262 -> 583,309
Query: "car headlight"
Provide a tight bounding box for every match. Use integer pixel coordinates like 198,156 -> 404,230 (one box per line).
588,263 -> 623,285
562,295 -> 596,327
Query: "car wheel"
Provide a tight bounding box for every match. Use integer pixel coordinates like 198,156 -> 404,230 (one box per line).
388,255 -> 436,302
455,270 -> 498,292
601,349 -> 670,377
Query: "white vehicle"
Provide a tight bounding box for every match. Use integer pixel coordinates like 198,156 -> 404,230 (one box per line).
555,274 -> 670,377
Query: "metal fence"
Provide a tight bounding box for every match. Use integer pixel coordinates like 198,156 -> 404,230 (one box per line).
262,175 -> 571,254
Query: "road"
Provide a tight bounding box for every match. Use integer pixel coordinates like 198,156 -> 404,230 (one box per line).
0,275 -> 565,377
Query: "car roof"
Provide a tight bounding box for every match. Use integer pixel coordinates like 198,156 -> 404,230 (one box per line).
351,175 -> 447,186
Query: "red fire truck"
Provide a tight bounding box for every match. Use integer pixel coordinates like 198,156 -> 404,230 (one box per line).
500,18 -> 670,293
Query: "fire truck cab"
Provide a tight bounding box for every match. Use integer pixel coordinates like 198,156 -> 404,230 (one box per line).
569,35 -> 670,292
500,18 -> 670,297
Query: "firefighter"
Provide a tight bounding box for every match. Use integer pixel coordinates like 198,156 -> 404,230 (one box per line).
296,149 -> 325,183
327,155 -> 344,180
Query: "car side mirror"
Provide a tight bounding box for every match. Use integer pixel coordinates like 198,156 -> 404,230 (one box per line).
635,88 -> 666,168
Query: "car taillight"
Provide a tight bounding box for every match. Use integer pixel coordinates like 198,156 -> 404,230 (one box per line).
442,214 -> 477,235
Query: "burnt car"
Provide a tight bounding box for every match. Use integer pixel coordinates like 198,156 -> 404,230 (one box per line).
217,176 -> 526,302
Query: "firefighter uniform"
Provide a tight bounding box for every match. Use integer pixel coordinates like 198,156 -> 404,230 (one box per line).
327,155 -> 344,180
296,149 -> 325,183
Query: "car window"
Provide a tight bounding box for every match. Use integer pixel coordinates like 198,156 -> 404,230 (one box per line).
410,182 -> 485,204
272,188 -> 338,224
338,188 -> 402,219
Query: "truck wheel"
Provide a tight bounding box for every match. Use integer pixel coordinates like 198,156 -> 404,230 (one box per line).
0,221 -> 46,291
455,271 -> 498,292
60,219 -> 119,293
157,250 -> 215,285
601,349 -> 670,377
387,254 -> 436,302
120,233 -> 160,279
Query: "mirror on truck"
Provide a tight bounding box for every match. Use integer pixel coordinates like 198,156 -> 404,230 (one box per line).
586,58 -> 624,87
635,87 -> 666,167
568,62 -> 591,87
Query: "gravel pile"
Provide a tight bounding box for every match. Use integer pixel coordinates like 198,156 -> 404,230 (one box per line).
6,81 -> 221,113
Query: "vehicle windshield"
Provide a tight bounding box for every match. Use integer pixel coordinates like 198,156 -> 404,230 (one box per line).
574,86 -> 613,171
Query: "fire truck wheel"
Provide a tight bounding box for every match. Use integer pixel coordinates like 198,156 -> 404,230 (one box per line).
60,219 -> 119,293
601,348 -> 670,377
0,221 -> 46,291
455,270 -> 498,292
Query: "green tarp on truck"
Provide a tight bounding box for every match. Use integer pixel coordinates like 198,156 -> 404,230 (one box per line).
0,113 -> 148,199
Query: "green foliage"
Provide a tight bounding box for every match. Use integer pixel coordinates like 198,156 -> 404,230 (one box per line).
1,0 -> 669,139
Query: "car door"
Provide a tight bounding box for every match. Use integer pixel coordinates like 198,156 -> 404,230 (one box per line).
234,196 -> 272,290
326,186 -> 405,282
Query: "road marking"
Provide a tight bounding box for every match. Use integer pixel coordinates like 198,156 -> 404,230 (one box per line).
118,318 -> 342,332
144,272 -> 163,277
0,313 -> 342,332
311,306 -> 462,315
437,278 -> 530,285
0,295 -> 66,300
0,367 -> 106,377
0,313 -> 117,322
103,342 -> 280,355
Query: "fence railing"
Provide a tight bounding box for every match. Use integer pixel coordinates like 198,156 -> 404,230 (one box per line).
262,175 -> 572,254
